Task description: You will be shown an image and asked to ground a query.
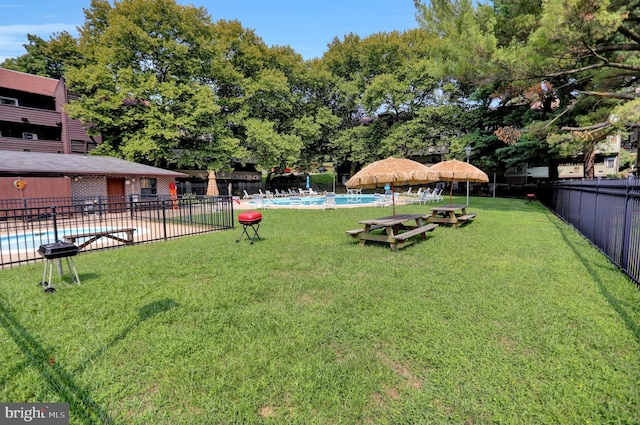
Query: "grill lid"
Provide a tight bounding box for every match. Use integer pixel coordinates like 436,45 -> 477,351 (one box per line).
38,241 -> 79,259
238,211 -> 262,224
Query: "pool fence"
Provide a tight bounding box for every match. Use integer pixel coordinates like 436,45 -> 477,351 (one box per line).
0,195 -> 234,269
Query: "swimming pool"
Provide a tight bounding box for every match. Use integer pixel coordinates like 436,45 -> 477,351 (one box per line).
249,193 -> 386,207
0,227 -> 135,254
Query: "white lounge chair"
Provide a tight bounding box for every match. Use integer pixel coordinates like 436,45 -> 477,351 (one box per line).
289,196 -> 302,208
243,190 -> 251,200
324,192 -> 337,210
413,188 -> 431,204
374,193 -> 391,207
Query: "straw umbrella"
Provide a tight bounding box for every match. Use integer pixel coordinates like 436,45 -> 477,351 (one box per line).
428,159 -> 489,205
345,156 -> 439,215
206,171 -> 219,196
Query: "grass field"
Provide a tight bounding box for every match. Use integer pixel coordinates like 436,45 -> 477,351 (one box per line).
1,197 -> 639,424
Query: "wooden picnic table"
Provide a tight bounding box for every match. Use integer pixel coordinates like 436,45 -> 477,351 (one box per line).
345,213 -> 437,251
426,204 -> 476,228
64,227 -> 136,249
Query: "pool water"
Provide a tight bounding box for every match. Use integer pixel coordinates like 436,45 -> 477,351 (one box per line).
250,193 -> 381,206
1,227 -> 124,254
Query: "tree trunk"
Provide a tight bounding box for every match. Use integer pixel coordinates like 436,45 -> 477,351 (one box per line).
584,147 -> 596,179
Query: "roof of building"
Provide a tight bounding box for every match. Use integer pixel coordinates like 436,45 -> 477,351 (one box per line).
0,68 -> 59,97
0,151 -> 187,178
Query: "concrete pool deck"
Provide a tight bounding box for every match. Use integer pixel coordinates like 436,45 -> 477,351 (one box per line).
233,195 -> 419,210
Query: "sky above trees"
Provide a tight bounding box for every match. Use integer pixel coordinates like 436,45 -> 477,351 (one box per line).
0,0 -> 419,62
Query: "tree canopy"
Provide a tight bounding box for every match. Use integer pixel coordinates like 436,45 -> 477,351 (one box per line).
2,0 -> 638,178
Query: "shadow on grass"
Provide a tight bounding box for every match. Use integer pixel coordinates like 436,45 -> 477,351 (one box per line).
547,216 -> 640,344
74,298 -> 180,375
0,298 -> 179,424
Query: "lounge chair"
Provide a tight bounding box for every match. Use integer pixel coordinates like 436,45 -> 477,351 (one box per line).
243,190 -> 251,200
324,192 -> 337,210
384,191 -> 394,206
413,188 -> 431,204
374,193 -> 390,207
289,196 -> 302,208
252,194 -> 273,209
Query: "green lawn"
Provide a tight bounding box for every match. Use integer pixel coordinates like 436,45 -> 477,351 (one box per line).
1,197 -> 639,424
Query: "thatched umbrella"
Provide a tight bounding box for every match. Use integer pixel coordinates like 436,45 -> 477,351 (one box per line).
206,171 -> 219,196
345,156 -> 439,215
428,159 -> 489,205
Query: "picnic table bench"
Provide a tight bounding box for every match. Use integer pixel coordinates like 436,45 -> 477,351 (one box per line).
64,227 -> 136,249
345,224 -> 384,237
392,223 -> 438,241
426,205 -> 476,228
347,214 -> 437,251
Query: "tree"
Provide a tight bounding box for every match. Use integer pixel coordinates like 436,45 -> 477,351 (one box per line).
414,0 -> 640,179
323,28 -> 474,174
1,32 -> 83,79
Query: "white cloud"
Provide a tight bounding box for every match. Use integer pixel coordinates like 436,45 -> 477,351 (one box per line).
0,23 -> 78,62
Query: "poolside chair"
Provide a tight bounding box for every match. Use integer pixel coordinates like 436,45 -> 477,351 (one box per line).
252,194 -> 273,209
433,188 -> 444,202
414,188 -> 431,205
275,189 -> 286,197
384,191 -> 394,206
243,190 -> 251,200
289,196 -> 302,208
324,192 -> 337,210
374,193 -> 387,207
259,189 -> 274,198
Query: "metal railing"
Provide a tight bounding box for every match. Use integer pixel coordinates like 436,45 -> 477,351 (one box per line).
0,195 -> 234,269
538,178 -> 640,287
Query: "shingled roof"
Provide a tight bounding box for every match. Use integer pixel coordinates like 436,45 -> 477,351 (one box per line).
0,151 -> 187,178
0,68 -> 59,97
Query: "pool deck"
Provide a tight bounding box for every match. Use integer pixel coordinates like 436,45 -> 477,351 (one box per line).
234,195 -> 417,210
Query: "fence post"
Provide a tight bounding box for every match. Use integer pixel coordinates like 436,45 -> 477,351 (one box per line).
96,196 -> 103,221
51,205 -> 63,277
621,179 -> 632,271
161,199 -> 168,241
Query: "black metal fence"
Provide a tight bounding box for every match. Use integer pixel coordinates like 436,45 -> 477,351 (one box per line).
538,178 -> 640,287
0,195 -> 234,269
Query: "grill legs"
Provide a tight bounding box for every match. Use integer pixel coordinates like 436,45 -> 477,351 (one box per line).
40,257 -> 81,293
236,223 -> 261,244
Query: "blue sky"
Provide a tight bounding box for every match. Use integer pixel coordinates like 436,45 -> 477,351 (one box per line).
0,0 -> 420,63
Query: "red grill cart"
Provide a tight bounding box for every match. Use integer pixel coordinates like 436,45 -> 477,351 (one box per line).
236,211 -> 262,244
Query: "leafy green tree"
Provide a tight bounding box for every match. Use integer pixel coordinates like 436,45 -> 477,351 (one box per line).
1,32 -> 82,79
323,28 -> 476,174
64,0 -> 236,171
414,0 -> 639,179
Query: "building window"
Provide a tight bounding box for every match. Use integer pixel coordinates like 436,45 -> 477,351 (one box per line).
140,178 -> 157,198
0,96 -> 18,106
605,158 -> 616,169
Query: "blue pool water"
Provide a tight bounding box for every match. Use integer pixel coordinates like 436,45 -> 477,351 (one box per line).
1,227 -> 123,254
250,194 -> 380,206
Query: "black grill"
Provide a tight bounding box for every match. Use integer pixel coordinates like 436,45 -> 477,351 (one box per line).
38,242 -> 79,259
